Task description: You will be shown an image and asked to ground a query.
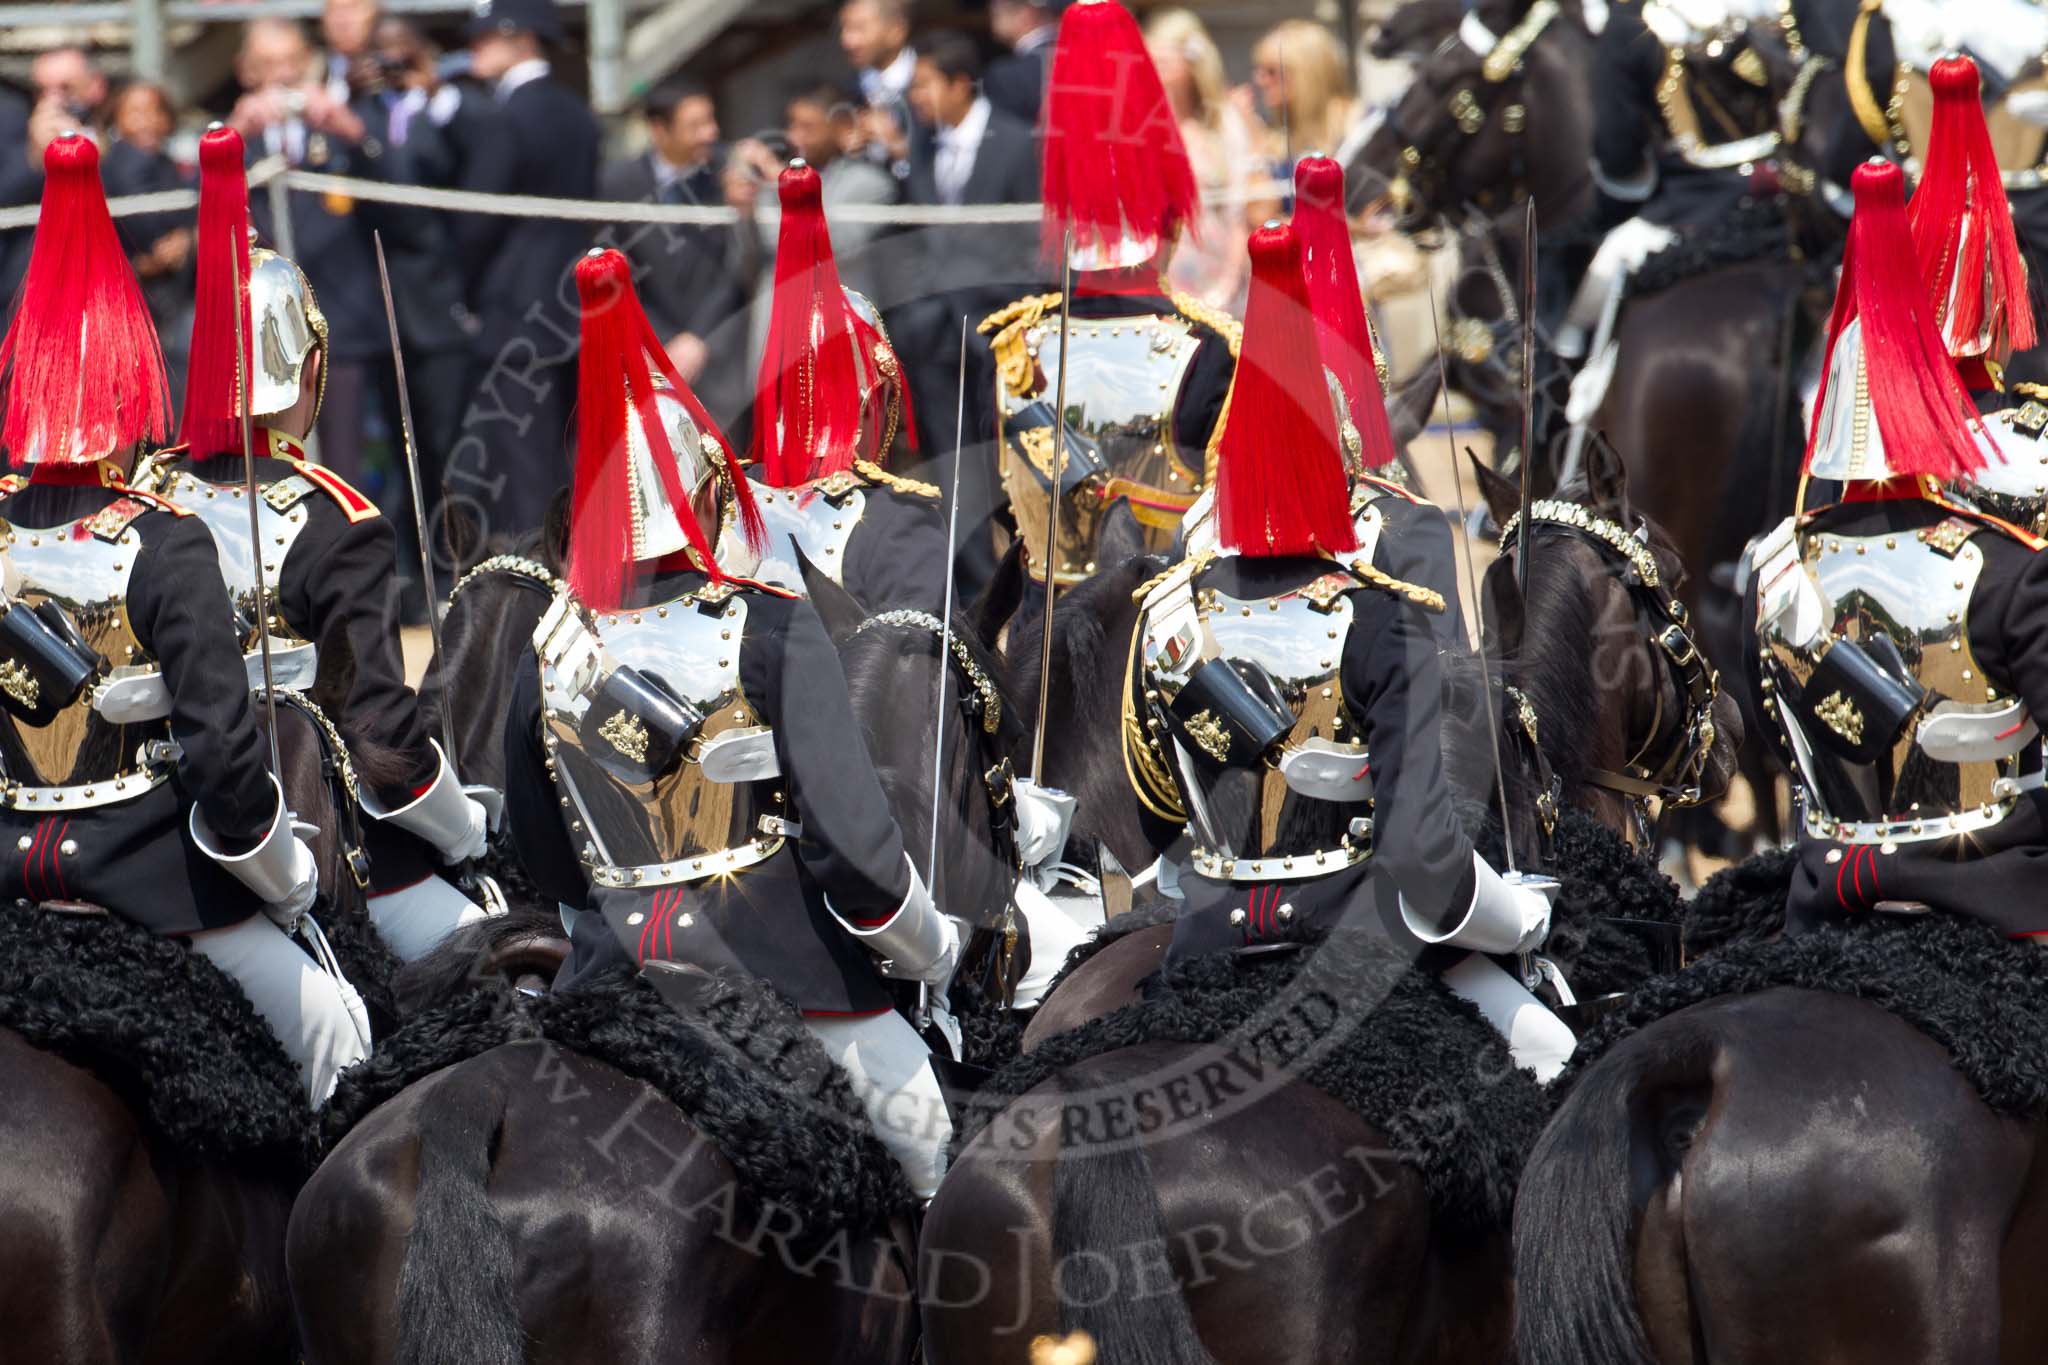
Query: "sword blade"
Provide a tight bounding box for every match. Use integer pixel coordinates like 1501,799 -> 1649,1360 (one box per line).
1516,199 -> 1538,606
1029,230 -> 1074,785
1427,265 -> 1517,874
930,313 -> 969,887
231,232 -> 283,781
372,231 -> 462,776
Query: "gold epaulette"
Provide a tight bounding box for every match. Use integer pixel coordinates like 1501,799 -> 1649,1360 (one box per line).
981,292 -> 1063,399
853,459 -> 940,500
1130,549 -> 1212,605
129,444 -> 189,495
1348,559 -> 1446,614
1169,288 -> 1243,357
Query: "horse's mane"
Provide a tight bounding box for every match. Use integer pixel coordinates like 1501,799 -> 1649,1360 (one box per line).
1004,554 -> 1161,730
1497,557 -> 1605,801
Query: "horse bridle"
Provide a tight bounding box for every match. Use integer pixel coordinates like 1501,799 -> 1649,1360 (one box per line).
1387,1 -> 1559,222
448,553 -> 562,603
1498,500 -> 1721,842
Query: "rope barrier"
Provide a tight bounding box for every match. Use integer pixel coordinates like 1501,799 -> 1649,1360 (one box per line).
0,150 -> 1292,232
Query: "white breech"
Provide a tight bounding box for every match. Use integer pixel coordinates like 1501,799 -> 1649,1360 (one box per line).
803,1008 -> 953,1199
367,873 -> 492,962
187,914 -> 372,1107
1011,880 -> 1094,1009
1438,953 -> 1577,1084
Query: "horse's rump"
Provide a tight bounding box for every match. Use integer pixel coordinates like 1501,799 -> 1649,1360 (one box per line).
0,905 -> 315,1170
324,968 -> 919,1241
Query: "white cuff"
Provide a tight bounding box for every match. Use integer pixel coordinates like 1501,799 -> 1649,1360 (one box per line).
362,740 -> 485,862
189,773 -> 305,906
1013,778 -> 1076,869
1401,852 -> 1548,955
830,857 -> 957,981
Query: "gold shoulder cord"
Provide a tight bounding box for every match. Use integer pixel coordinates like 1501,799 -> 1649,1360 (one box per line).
1844,0 -> 1898,151
1348,560 -> 1448,614
853,458 -> 940,499
979,291 -> 1064,400
1121,612 -> 1187,823
1170,289 -> 1244,493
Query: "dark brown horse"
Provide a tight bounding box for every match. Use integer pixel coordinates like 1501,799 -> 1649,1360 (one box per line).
286,583 -> 1023,1364
0,696 -> 385,1364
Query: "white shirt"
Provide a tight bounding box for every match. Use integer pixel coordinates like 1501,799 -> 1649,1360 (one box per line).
934,95 -> 992,205
496,58 -> 550,102
860,46 -> 916,106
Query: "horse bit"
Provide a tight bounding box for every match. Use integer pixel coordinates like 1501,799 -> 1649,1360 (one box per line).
1499,499 -> 1721,844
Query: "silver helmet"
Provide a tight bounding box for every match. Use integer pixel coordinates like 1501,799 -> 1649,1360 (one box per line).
247,243 -> 328,422
624,383 -> 722,561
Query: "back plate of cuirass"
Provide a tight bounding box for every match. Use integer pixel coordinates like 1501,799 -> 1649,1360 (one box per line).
0,516 -> 165,790
744,481 -> 865,593
998,313 -> 1205,583
155,470 -> 315,649
1142,572 -> 1372,880
539,590 -> 787,886
1764,525 -> 2031,839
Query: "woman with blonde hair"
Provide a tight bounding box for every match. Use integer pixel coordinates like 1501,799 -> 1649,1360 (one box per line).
1246,18 -> 1358,172
1145,6 -> 1268,307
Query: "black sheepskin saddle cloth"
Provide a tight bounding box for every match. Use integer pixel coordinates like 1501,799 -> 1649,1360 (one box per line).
957,925 -> 1554,1233
1575,912 -> 2048,1120
324,967 -> 916,1236
0,907 -> 316,1168
1629,197 -> 1802,298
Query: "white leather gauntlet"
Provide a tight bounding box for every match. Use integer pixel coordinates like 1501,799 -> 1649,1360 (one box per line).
1401,852 -> 1553,956
190,773 -> 318,929
362,740 -> 488,864
830,858 -> 960,985
1013,778 -> 1077,872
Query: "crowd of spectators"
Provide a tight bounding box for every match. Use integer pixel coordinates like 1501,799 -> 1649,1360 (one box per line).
0,0 -> 1372,604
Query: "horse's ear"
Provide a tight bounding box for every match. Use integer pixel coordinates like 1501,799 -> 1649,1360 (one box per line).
441,497 -> 484,574
970,538 -> 1026,653
795,548 -> 865,641
542,485 -> 573,573
1585,431 -> 1632,519
1385,364 -> 1441,448
1469,449 -> 1520,527
1097,497 -> 1145,570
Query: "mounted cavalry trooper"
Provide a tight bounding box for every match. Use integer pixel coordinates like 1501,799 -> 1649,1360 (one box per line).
142,127 -> 491,963
0,134 -> 367,1104
1905,55 -> 2048,533
1127,221 -> 1575,1080
1178,154 -> 1467,650
972,0 -> 1238,594
1562,0 -> 1798,363
724,159 -> 950,616
1745,159 -> 2048,934
504,249 -> 960,1198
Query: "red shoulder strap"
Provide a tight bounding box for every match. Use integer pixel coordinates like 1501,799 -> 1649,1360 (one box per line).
286,457 -> 380,525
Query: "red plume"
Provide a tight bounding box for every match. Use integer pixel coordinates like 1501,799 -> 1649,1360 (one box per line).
0,135 -> 169,465
1039,0 -> 1198,267
1907,55 -> 2035,380
1216,224 -> 1358,558
1808,160 -> 1991,479
180,126 -> 252,462
569,249 -> 761,611
1294,156 -> 1397,469
751,162 -> 864,487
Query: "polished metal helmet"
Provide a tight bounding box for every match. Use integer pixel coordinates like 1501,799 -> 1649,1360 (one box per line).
844,287 -> 909,462
247,243 -> 329,422
1328,367 -> 1365,475
1806,317 -> 1889,482
624,383 -> 722,561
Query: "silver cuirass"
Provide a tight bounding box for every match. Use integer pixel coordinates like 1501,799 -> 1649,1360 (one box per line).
738,472 -> 867,593
147,467 -> 320,690
0,502 -> 174,807
533,584 -> 792,889
994,308 -> 1207,584
1952,399 -> 2048,539
1753,514 -> 2042,845
1138,563 -> 1374,882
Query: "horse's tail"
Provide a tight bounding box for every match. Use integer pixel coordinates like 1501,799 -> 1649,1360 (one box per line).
395,1062 -> 524,1365
1513,1019 -> 1717,1365
1048,1068 -> 1218,1365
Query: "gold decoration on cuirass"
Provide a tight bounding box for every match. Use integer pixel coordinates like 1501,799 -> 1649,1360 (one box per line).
0,660 -> 37,710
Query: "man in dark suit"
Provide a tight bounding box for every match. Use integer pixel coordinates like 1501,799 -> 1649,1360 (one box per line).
983,0 -> 1059,126
449,0 -> 600,535
597,79 -> 748,421
230,18 -> 403,493
897,31 -> 1042,464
